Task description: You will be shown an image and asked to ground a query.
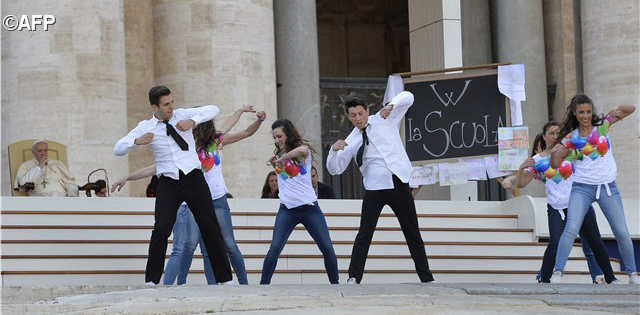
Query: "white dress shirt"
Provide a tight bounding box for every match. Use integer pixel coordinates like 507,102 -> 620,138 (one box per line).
114,105 -> 220,179
326,91 -> 414,190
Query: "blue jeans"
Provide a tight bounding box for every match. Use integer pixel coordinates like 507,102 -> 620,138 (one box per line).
163,196 -> 248,285
554,181 -> 637,274
163,203 -> 215,285
538,205 -> 607,283
260,202 -> 339,284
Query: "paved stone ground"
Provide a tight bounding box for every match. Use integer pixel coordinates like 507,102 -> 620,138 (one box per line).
2,283 -> 639,315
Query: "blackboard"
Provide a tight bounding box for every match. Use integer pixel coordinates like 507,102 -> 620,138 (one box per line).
403,73 -> 507,162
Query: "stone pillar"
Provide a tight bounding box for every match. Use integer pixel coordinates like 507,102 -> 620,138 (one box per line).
151,0 -> 278,198
461,0 -> 492,66
273,0 -> 323,175
1,0 -> 128,196
492,0 -> 548,198
122,0 -> 155,197
543,0 -> 579,122
409,0 -> 478,201
581,0 -> 639,197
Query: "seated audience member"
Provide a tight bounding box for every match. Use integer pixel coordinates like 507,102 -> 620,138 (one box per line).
79,179 -> 107,197
13,140 -> 79,197
261,171 -> 279,198
311,166 -> 336,199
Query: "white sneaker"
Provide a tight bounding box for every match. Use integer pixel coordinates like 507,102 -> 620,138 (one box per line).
610,279 -> 621,284
550,271 -> 563,283
629,272 -> 639,284
594,275 -> 605,284
145,281 -> 157,286
346,277 -> 357,284
219,280 -> 236,285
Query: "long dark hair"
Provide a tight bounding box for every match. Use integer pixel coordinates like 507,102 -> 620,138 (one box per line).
531,121 -> 560,157
194,120 -> 222,153
271,119 -> 315,157
261,171 -> 278,198
555,94 -> 602,146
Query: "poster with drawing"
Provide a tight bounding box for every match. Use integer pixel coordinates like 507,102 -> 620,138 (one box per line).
498,126 -> 529,171
438,162 -> 468,186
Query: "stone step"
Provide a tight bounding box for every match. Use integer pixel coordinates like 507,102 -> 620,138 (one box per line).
0,226 -> 534,242
1,255 -> 617,272
0,213 -> 519,229
0,270 -> 620,286
0,240 -> 594,258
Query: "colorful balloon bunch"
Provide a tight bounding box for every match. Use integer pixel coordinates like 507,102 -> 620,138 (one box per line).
198,142 -> 221,172
531,157 -> 568,184
563,115 -> 611,161
275,157 -> 307,179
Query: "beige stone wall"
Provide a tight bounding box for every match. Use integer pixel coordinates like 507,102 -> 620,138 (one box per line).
2,0 -> 278,198
2,0 -> 129,196
581,0 -> 639,198
148,0 -> 278,198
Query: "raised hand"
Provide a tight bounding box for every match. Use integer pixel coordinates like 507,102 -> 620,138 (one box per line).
110,178 -> 127,193
332,139 -> 348,151
38,157 -> 48,168
240,105 -> 256,113
175,119 -> 195,131
256,111 -> 266,121
519,157 -> 535,171
134,133 -> 154,145
379,105 -> 394,119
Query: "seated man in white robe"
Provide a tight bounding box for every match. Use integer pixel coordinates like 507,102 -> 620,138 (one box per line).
13,140 -> 79,197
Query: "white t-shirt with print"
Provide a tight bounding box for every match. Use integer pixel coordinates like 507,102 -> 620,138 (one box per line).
198,136 -> 228,200
561,127 -> 617,185
529,153 -> 572,211
277,149 -> 317,209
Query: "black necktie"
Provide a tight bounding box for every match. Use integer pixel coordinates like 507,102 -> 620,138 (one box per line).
163,120 -> 189,151
356,127 -> 369,167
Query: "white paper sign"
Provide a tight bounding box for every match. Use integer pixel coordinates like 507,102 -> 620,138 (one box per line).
459,158 -> 487,180
409,164 -> 439,187
484,155 -> 513,179
498,64 -> 526,126
438,162 -> 468,186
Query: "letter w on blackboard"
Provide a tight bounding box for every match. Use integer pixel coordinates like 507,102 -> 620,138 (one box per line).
429,80 -> 471,107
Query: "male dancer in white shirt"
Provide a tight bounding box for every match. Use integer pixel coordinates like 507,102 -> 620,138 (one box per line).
114,86 -> 232,285
326,91 -> 434,284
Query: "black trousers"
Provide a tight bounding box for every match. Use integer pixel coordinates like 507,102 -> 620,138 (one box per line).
145,169 -> 232,284
539,204 -> 615,283
348,175 -> 434,283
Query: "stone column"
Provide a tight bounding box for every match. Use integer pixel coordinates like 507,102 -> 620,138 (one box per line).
581,0 -> 639,197
273,0 -> 323,174
461,0 -> 492,66
151,0 -> 278,198
1,0 -> 128,196
492,0 -> 549,198
122,0 -> 155,197
409,0 -> 479,201
543,0 -> 579,122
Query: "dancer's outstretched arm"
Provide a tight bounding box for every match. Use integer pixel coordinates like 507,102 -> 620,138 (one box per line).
514,158 -> 535,188
223,111 -> 266,146
218,105 -> 256,134
608,104 -> 635,125
111,164 -> 156,193
275,145 -> 309,163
